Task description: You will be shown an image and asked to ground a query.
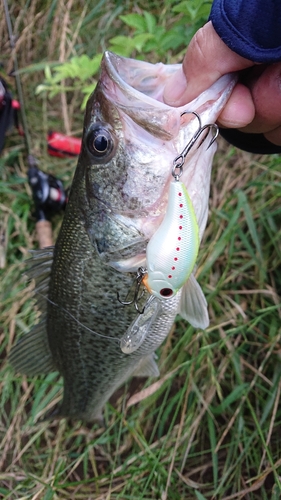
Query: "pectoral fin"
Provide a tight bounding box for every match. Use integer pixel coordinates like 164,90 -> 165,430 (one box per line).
178,274 -> 209,329
9,317 -> 55,375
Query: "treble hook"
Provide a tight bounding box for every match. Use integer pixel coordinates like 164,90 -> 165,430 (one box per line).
117,267 -> 147,314
172,111 -> 219,180
198,122 -> 219,148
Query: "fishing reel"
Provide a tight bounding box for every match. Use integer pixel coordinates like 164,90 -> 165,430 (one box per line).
27,155 -> 67,222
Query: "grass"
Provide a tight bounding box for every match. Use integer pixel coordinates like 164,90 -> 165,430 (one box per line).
0,1 -> 281,499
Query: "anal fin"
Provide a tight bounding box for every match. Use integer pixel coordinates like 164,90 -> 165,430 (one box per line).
9,316 -> 55,375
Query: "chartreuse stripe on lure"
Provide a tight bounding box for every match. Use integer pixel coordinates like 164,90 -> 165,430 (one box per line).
143,180 -> 199,299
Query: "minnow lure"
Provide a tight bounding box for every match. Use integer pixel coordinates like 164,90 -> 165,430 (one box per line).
120,295 -> 160,353
142,180 -> 199,299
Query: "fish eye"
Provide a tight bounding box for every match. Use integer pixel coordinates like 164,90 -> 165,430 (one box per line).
86,125 -> 114,159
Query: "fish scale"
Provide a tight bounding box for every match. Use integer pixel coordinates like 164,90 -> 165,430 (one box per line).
9,52 -> 236,421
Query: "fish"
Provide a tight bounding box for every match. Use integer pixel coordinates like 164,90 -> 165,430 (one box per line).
9,52 -> 236,422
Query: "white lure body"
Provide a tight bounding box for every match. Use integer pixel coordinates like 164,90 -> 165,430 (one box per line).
143,181 -> 199,299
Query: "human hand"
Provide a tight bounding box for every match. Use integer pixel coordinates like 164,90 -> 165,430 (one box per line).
164,21 -> 281,146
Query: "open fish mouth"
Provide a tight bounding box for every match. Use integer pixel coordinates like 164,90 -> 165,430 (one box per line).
100,51 -> 236,140
91,51 -> 236,237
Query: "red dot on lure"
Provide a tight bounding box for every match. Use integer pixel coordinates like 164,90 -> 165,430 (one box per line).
178,237 -> 181,241
168,275 -> 172,278
178,192 -> 182,196
174,257 -> 178,261
179,226 -> 182,230
179,215 -> 183,219
179,204 -> 183,207
172,266 -> 175,270
176,247 -> 180,251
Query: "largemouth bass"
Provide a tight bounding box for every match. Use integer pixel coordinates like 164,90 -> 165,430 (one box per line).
10,52 -> 235,422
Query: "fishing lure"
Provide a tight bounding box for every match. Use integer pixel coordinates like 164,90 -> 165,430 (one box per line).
119,178 -> 199,353
119,112 -> 218,353
142,180 -> 199,299
142,111 -> 218,300
120,295 -> 160,354
118,112 -> 218,309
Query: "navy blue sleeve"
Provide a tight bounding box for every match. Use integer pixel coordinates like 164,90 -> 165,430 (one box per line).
210,0 -> 281,62
209,0 -> 281,154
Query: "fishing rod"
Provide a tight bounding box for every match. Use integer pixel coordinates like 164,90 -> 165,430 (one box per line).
3,0 -> 68,248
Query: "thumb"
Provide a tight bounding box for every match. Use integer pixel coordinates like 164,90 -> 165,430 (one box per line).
164,21 -> 254,106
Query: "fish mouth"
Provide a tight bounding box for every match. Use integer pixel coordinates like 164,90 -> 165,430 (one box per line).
100,51 -> 237,139
102,51 -> 180,106
100,51 -> 182,141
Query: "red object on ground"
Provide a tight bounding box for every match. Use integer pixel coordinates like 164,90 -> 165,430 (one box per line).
47,131 -> 81,158
11,99 -> 20,109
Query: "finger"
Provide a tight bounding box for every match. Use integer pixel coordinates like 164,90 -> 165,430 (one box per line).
164,21 -> 253,106
217,83 -> 255,128
239,63 -> 281,134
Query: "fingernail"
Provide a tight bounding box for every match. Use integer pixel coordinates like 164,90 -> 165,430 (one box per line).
163,67 -> 188,105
